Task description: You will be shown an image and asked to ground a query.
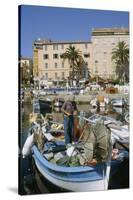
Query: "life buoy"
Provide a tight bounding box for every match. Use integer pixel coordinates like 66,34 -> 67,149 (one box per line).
22,134 -> 34,158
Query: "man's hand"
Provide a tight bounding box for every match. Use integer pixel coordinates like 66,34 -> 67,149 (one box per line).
84,159 -> 97,166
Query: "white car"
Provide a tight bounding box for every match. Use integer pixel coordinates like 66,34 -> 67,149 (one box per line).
39,90 -> 47,96
90,84 -> 101,91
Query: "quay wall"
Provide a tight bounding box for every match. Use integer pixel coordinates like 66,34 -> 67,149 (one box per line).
23,90 -> 129,104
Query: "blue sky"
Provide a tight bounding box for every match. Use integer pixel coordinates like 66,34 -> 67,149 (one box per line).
19,5 -> 129,58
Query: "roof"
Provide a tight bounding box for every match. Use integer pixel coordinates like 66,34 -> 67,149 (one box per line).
20,57 -> 32,61
92,27 -> 129,36
34,39 -> 91,46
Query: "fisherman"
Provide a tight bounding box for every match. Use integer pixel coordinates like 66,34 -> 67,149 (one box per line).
61,95 -> 77,145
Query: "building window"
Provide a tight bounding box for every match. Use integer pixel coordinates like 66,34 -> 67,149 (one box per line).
55,63 -> 58,68
62,72 -> 65,78
45,73 -> 48,79
85,44 -> 88,49
84,53 -> 90,58
62,62 -> 64,68
53,44 -> 58,50
95,60 -> 98,63
61,44 -> 64,50
43,54 -> 49,59
60,54 -> 64,59
111,39 -> 115,45
44,45 -> 47,51
53,54 -> 58,59
45,63 -> 48,69
103,51 -> 107,54
55,72 -> 58,78
85,62 -> 88,66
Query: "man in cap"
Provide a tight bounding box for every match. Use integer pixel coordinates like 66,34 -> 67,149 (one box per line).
61,95 -> 77,144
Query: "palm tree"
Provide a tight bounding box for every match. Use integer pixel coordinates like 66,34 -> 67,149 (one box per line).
62,45 -> 84,85
75,57 -> 86,84
112,41 -> 129,84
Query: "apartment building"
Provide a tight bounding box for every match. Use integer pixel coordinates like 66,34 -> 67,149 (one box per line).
33,40 -> 92,81
33,28 -> 129,82
91,28 -> 129,79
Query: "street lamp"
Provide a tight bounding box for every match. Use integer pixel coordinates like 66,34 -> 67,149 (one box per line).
66,77 -> 69,94
95,67 -> 98,84
26,68 -> 30,86
94,60 -> 98,84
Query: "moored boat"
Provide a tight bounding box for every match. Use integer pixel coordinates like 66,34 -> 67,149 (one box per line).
83,114 -> 129,145
53,97 -> 64,107
38,98 -> 52,114
110,98 -> 126,107
33,99 -> 40,113
90,96 -> 109,108
31,144 -> 111,192
22,112 -> 129,192
30,118 -> 114,192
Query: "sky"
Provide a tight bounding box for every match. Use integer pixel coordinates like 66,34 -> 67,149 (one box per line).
19,5 -> 129,58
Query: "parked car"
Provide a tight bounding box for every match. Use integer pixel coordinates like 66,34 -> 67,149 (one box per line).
90,83 -> 101,91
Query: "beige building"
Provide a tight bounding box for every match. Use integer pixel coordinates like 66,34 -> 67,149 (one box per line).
33,28 -> 129,82
91,28 -> 129,79
33,40 -> 92,81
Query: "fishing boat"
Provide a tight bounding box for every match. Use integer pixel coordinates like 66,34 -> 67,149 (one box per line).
26,116 -> 114,192
39,98 -> 52,113
83,114 -> 129,145
110,98 -> 126,107
110,125 -> 129,144
84,114 -> 121,125
112,106 -> 123,114
53,97 -> 64,107
22,114 -> 130,192
90,96 -> 109,108
33,99 -> 40,113
31,144 -> 111,192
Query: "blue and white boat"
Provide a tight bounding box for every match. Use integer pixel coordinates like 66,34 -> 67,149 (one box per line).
33,99 -> 40,113
22,115 -> 129,192
31,144 -> 112,192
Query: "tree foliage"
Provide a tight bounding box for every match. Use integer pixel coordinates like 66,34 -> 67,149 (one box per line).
112,41 -> 129,83
62,45 -> 86,85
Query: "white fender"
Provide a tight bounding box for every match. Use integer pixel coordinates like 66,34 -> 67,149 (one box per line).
22,134 -> 34,158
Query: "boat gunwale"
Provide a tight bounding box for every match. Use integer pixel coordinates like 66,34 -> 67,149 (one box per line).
33,155 -> 104,183
32,145 -> 103,173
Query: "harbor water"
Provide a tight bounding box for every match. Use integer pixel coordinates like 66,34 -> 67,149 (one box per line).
19,101 -> 129,195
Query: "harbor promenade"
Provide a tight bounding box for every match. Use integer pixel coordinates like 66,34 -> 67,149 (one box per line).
23,90 -> 129,104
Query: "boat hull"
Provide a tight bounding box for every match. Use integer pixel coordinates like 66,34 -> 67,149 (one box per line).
111,99 -> 125,107
39,99 -> 52,114
32,145 -> 109,192
34,158 -> 107,192
54,101 -> 64,107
